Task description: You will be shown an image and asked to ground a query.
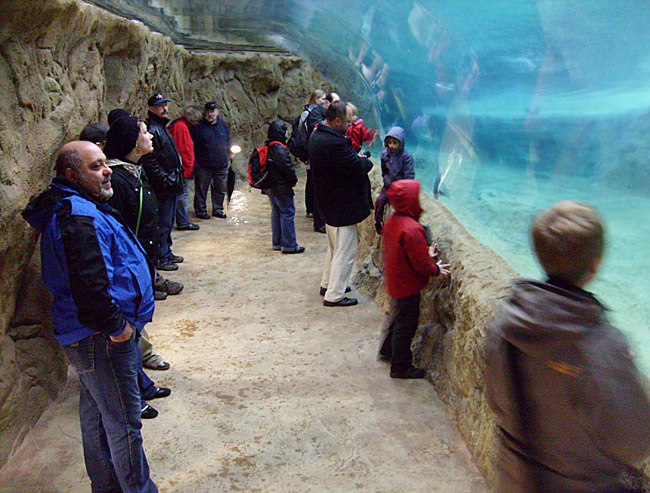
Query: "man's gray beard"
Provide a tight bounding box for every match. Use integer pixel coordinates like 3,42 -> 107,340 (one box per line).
99,187 -> 114,202
78,174 -> 114,202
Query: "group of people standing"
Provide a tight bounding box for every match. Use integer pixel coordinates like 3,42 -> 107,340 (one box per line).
256,89 -> 448,381
20,80 -> 649,492
263,91 -> 449,383
21,92 -> 236,492
284,90 -> 650,491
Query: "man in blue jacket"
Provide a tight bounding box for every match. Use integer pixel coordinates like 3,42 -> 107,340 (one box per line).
190,102 -> 234,219
22,141 -> 158,493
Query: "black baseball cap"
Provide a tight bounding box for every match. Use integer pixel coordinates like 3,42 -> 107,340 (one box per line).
148,93 -> 170,107
205,102 -> 218,110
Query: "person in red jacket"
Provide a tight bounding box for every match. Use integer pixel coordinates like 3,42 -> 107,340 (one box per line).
345,103 -> 378,152
169,105 -> 202,230
378,179 -> 450,378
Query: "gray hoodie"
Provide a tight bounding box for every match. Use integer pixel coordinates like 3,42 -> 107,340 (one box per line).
484,279 -> 650,492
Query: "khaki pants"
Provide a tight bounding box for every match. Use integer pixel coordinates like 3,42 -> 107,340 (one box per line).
321,224 -> 358,303
140,327 -> 163,368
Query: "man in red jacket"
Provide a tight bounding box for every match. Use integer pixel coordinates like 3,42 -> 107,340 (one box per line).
378,180 -> 450,378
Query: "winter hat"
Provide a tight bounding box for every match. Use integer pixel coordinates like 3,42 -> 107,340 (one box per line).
107,108 -> 131,126
79,122 -> 109,144
104,116 -> 141,160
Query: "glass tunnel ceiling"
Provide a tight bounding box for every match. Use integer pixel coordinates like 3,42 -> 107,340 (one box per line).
90,0 -> 650,369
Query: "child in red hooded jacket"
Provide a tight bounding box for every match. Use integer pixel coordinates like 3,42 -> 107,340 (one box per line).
378,179 -> 450,378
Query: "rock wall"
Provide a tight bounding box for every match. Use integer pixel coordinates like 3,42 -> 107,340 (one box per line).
354,168 -> 517,482
0,0 -> 330,468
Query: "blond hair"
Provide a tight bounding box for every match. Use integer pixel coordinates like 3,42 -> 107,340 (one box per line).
532,200 -> 605,284
347,103 -> 358,119
183,105 -> 203,125
307,89 -> 325,105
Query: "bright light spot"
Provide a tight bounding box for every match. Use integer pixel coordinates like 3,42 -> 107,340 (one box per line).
231,145 -> 241,154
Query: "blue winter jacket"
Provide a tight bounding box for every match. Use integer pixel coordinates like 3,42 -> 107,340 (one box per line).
380,126 -> 415,187
22,180 -> 155,346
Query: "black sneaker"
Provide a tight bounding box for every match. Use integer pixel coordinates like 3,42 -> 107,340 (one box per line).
169,255 -> 184,263
150,387 -> 171,399
390,367 -> 426,379
141,404 -> 158,419
213,211 -> 227,219
323,297 -> 358,307
282,246 -> 305,254
196,212 -> 210,220
154,290 -> 167,301
177,222 -> 199,231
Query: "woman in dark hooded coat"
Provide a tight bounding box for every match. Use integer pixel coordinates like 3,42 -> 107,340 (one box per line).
264,120 -> 304,254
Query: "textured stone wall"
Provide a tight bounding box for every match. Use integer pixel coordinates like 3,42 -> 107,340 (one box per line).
0,0 -> 329,468
354,170 -> 518,482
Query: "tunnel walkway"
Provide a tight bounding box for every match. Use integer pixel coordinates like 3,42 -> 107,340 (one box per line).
0,176 -> 485,492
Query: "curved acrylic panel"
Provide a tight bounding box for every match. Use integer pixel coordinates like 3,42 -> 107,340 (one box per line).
89,0 -> 650,369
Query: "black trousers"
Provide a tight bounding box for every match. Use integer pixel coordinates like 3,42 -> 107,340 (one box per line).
307,168 -> 325,230
305,168 -> 314,215
227,167 -> 236,203
379,294 -> 421,372
194,165 -> 227,215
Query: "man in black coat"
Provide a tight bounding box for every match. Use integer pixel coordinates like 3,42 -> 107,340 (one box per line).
308,100 -> 373,307
306,92 -> 340,233
140,93 -> 185,271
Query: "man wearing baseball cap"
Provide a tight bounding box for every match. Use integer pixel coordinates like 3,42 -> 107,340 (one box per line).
140,93 -> 185,271
189,102 -> 234,219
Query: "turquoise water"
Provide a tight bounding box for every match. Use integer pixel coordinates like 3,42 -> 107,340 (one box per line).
416,145 -> 650,372
359,1 -> 650,372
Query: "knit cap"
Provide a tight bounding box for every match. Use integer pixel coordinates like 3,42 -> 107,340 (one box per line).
79,122 -> 109,144
107,108 -> 131,126
104,116 -> 140,160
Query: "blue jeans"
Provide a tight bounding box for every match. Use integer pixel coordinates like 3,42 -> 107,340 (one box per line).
270,194 -> 298,250
136,337 -> 156,404
157,194 -> 177,261
175,178 -> 191,228
63,332 -> 157,493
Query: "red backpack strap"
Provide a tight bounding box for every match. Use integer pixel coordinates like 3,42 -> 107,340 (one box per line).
257,145 -> 269,164
268,141 -> 286,149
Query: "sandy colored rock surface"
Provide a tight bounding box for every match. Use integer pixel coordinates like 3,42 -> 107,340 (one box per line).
0,177 -> 485,492
1,0 -> 333,465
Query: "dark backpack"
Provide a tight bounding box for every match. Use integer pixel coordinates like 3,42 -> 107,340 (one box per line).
248,141 -> 284,189
287,108 -> 311,162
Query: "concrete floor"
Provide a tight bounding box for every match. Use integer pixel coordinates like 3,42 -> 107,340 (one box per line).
0,179 -> 486,492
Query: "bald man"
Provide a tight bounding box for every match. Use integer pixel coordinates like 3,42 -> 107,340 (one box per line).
22,141 -> 158,492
